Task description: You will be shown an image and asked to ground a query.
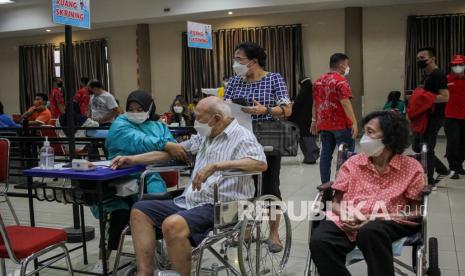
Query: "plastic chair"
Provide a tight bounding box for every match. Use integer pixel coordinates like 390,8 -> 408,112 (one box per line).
0,206 -> 74,276
0,138 -> 19,225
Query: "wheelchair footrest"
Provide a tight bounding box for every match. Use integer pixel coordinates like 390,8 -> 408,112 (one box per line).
156,270 -> 180,276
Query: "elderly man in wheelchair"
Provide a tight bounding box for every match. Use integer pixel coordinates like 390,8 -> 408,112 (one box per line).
309,111 -> 430,276
111,96 -> 268,276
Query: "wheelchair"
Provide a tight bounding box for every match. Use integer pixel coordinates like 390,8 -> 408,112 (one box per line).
304,143 -> 440,276
112,163 -> 292,276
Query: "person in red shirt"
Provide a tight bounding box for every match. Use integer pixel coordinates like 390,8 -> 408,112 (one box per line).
311,53 -> 358,183
74,77 -> 90,116
49,77 -> 65,118
310,111 -> 424,276
445,55 -> 465,179
21,93 -> 52,126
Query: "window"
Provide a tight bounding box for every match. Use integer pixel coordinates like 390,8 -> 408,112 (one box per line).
53,41 -> 111,91
105,45 -> 110,91
54,47 -> 61,77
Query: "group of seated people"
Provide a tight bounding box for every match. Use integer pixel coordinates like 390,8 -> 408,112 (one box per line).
1,82 -> 427,276
0,78 -> 200,132
89,87 -> 425,276
0,78 -> 121,128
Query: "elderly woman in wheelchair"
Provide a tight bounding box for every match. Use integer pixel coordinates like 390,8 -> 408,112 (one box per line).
111,96 -> 269,276
309,111 -> 427,276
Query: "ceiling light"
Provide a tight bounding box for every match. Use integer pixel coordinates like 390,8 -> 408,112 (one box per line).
228,11 -> 233,15
0,0 -> 15,4
46,29 -> 51,32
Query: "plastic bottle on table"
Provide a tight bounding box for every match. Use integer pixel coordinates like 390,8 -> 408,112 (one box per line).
39,136 -> 55,169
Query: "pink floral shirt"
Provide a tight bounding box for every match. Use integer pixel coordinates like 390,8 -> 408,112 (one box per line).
326,154 -> 425,241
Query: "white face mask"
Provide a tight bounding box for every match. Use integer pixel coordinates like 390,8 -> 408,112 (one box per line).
344,66 -> 350,76
452,65 -> 465,74
194,119 -> 213,137
232,61 -> 251,77
126,104 -> 152,124
173,106 -> 183,114
360,134 -> 385,157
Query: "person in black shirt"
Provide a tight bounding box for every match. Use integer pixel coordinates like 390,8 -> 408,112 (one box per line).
289,77 -> 320,164
412,47 -> 451,187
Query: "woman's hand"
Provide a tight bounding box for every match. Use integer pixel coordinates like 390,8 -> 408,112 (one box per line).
241,100 -> 268,115
342,220 -> 369,232
110,156 -> 134,170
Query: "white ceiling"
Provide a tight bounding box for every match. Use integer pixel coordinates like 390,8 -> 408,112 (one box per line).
0,0 -> 454,38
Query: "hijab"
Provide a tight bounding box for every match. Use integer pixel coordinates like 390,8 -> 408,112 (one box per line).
126,90 -> 159,121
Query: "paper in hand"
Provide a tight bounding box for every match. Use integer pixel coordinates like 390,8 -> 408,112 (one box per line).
227,102 -> 253,132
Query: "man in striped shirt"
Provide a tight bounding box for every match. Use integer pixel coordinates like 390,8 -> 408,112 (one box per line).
111,96 -> 267,276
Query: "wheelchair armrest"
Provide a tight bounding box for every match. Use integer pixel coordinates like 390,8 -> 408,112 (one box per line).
422,185 -> 433,196
140,188 -> 185,201
317,181 -> 333,191
141,192 -> 173,201
221,170 -> 262,177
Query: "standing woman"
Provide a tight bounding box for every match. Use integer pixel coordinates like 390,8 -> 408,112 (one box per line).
224,42 -> 292,252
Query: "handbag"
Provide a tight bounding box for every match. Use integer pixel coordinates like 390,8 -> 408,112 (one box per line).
253,118 -> 300,156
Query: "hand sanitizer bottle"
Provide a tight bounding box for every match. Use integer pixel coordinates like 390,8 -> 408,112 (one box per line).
39,137 -> 54,169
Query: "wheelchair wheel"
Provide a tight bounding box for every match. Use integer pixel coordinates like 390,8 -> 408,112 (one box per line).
237,195 -> 292,275
427,237 -> 440,276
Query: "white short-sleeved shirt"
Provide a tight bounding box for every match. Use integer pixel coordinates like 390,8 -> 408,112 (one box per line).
90,91 -> 118,122
174,119 -> 267,209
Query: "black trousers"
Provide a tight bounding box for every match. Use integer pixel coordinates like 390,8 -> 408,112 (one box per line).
300,136 -> 320,163
310,220 -> 417,276
445,118 -> 465,171
107,208 -> 130,250
412,115 -> 448,184
103,196 -> 134,251
256,153 -> 282,199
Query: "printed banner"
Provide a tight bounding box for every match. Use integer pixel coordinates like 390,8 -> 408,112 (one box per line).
187,21 -> 212,49
53,0 -> 90,29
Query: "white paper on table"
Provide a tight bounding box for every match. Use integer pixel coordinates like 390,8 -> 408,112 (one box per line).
201,88 -> 219,96
91,160 -> 111,167
227,102 -> 253,132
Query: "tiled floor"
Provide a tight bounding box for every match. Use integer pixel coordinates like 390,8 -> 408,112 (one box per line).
2,139 -> 464,275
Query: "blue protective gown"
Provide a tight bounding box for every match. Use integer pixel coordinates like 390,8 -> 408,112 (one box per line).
91,115 -> 176,218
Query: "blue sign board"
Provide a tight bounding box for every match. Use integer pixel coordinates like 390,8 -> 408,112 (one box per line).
187,21 -> 213,50
52,0 -> 90,29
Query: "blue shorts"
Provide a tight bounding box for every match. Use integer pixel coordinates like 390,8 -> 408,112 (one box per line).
133,200 -> 214,247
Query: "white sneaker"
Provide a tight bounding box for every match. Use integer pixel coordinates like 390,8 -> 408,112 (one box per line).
91,260 -> 108,274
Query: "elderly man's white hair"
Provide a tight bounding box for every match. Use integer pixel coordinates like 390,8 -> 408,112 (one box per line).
207,96 -> 232,118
